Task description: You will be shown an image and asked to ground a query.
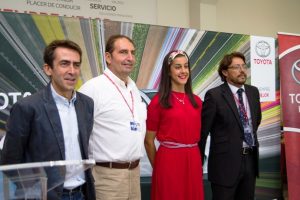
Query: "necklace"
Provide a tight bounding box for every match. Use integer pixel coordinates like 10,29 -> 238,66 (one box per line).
173,93 -> 185,104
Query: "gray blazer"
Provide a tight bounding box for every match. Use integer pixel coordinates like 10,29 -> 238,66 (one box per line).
199,82 -> 262,187
1,84 -> 95,200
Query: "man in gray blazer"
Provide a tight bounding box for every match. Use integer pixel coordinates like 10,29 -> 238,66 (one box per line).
200,52 -> 262,200
1,40 -> 95,200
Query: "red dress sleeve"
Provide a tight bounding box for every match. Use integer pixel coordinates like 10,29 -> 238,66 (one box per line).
146,94 -> 160,131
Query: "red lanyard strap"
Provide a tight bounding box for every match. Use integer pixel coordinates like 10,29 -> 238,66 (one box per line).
104,73 -> 134,118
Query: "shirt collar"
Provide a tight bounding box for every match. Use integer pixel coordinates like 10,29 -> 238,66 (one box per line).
104,68 -> 134,89
50,84 -> 77,105
227,83 -> 245,94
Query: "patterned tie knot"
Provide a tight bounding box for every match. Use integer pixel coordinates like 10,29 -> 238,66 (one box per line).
237,88 -> 244,96
237,88 -> 244,104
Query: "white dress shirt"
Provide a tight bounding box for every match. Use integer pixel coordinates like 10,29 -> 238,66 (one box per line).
228,83 -> 254,147
51,85 -> 85,189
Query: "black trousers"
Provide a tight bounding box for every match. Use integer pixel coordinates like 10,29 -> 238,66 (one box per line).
211,153 -> 256,200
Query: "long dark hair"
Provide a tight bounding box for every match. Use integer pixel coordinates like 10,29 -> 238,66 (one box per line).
158,50 -> 198,108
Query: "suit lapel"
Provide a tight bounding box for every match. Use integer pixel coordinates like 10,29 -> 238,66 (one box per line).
221,83 -> 244,131
74,94 -> 88,159
43,84 -> 65,159
244,85 -> 257,130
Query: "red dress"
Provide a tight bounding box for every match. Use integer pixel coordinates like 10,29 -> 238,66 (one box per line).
147,91 -> 204,200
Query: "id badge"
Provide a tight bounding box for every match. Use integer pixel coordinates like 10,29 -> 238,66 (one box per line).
130,121 -> 140,132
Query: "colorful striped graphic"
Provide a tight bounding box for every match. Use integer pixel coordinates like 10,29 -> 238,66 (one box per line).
0,12 -> 281,199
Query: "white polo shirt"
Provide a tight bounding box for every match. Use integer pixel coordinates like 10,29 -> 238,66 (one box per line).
79,68 -> 147,162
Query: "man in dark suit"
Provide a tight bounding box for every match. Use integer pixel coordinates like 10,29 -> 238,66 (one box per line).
200,52 -> 262,200
1,40 -> 95,200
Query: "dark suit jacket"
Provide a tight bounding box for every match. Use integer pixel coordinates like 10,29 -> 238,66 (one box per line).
199,82 -> 262,187
1,84 -> 96,200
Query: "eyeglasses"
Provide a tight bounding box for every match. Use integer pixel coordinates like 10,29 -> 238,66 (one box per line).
228,64 -> 248,71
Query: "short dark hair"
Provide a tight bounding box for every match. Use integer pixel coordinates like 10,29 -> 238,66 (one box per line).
218,52 -> 246,82
43,39 -> 82,68
105,34 -> 135,54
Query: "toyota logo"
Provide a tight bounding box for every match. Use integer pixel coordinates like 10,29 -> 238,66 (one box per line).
255,41 -> 271,57
291,59 -> 300,84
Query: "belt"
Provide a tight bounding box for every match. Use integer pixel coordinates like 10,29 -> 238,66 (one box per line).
160,141 -> 197,148
242,147 -> 253,155
96,160 -> 140,170
63,185 -> 83,194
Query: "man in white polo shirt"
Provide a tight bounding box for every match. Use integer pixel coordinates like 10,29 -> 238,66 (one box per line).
79,34 -> 146,200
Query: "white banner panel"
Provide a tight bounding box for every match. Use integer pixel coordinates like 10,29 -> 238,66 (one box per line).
0,0 -> 157,24
250,36 -> 276,102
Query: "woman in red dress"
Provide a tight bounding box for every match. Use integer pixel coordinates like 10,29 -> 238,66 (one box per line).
144,50 -> 204,200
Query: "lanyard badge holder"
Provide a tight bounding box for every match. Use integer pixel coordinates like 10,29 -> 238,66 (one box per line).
104,73 -> 141,132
